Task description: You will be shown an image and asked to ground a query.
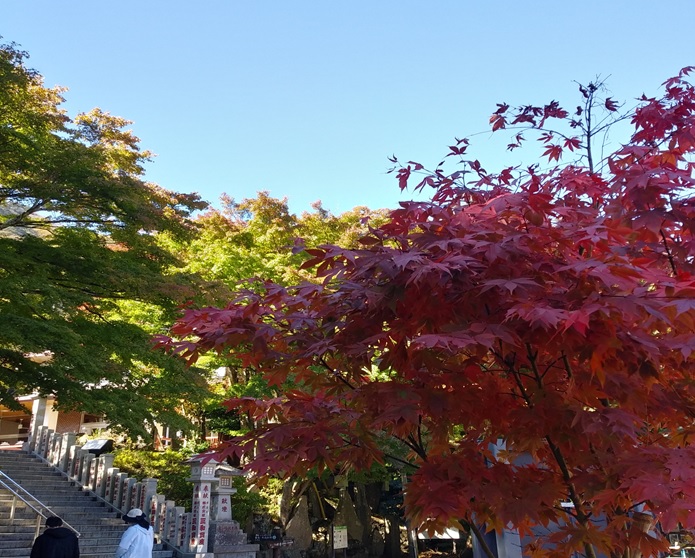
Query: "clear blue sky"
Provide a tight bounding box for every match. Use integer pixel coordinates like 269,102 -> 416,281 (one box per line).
2,1 -> 693,214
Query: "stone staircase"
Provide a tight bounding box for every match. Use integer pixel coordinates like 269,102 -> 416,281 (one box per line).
0,449 -> 174,558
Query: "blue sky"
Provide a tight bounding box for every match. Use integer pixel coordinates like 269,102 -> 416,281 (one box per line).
2,1 -> 693,214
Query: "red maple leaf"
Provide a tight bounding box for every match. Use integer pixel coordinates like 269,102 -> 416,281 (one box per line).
564,137 -> 581,151
490,113 -> 507,132
542,144 -> 563,161
605,97 -> 619,111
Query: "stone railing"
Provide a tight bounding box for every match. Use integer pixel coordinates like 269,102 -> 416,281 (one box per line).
27,426 -> 199,556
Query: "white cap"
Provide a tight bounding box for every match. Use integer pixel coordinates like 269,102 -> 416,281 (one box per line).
124,508 -> 144,521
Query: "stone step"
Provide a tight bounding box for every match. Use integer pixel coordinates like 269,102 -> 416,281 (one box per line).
0,478 -> 78,488
71,520 -> 122,527
0,539 -> 33,553
0,481 -> 87,490
0,464 -> 63,468
0,529 -> 35,537
0,508 -> 36,525
0,549 -> 175,558
0,464 -> 65,470
0,486 -> 80,494
77,540 -> 121,549
0,471 -> 65,476
32,507 -> 112,517
0,539 -> 177,558
80,552 -> 173,558
0,480 -> 68,486
0,476 -> 67,484
1,480 -> 69,485
0,471 -> 78,480
5,489 -> 102,499
64,517 -> 122,525
0,494 -> 98,504
0,519 -> 38,527
8,495 -> 99,503
70,526 -> 125,534
0,469 -> 66,476
0,525 -> 38,534
0,496 -> 89,506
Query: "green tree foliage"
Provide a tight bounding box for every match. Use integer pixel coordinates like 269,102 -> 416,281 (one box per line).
113,447 -> 194,508
159,191 -> 389,292
0,41 -> 216,438
231,476 -> 283,526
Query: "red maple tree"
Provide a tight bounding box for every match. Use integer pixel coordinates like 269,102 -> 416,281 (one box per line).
159,69 -> 695,558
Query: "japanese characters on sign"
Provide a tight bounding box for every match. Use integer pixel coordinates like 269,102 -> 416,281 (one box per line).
190,482 -> 211,550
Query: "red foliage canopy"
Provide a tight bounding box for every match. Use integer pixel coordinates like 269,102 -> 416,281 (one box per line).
158,69 -> 695,558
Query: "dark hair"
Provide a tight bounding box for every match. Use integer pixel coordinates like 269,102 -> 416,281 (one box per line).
46,516 -> 63,528
123,511 -> 150,529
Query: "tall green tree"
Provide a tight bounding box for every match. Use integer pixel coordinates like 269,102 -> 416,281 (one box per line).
0,41 -> 214,438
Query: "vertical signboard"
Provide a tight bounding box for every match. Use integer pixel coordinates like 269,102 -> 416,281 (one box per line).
333,525 -> 348,549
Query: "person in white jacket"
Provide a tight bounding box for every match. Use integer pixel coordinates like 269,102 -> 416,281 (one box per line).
116,508 -> 154,558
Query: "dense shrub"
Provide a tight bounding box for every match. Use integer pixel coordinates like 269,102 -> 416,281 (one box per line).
113,447 -> 194,509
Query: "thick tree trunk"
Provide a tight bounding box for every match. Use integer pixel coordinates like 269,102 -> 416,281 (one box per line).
384,515 -> 401,558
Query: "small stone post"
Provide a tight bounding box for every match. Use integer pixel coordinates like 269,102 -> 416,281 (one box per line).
96,454 -> 115,498
58,433 -> 77,472
140,478 -> 158,512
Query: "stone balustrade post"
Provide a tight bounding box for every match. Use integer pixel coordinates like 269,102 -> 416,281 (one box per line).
81,453 -> 94,486
74,448 -> 88,482
120,474 -> 133,510
47,431 -> 59,464
131,482 -> 143,510
170,506 -> 190,550
37,426 -> 50,457
115,472 -> 128,509
140,478 -> 158,512
163,500 -> 176,542
173,506 -> 187,547
58,433 -> 76,472
68,446 -> 82,480
182,513 -> 193,553
151,494 -> 165,536
105,467 -> 120,504
96,454 -> 115,498
52,432 -> 62,465
124,478 -> 136,510
89,458 -> 99,492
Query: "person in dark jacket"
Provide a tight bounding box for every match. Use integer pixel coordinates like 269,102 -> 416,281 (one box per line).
30,516 -> 79,558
